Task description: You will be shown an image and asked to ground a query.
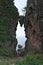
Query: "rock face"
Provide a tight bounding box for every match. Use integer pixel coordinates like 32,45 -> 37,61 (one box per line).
0,0 -> 43,56
0,0 -> 19,55
25,0 -> 43,53
19,0 -> 43,53
38,0 -> 43,51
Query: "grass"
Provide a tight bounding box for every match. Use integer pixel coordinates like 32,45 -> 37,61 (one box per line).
0,57 -> 21,65
0,17 -> 15,41
0,59 -> 15,65
0,44 -> 12,57
16,54 -> 43,65
0,61 -> 9,65
0,54 -> 43,65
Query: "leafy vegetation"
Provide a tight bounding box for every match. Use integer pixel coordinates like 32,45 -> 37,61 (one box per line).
0,17 -> 11,41
0,59 -> 16,65
0,54 -> 43,65
0,44 -> 12,57
16,54 -> 43,65
0,0 -> 19,41
0,0 -> 19,57
0,0 -> 19,19
0,62 -> 9,65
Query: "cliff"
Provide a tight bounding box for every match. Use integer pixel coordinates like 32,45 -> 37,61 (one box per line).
19,0 -> 43,53
25,0 -> 43,53
0,0 -> 19,56
0,0 -> 43,57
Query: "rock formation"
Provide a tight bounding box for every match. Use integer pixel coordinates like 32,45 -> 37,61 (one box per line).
0,0 -> 19,55
25,0 -> 43,53
19,0 -> 43,53
0,0 -> 43,56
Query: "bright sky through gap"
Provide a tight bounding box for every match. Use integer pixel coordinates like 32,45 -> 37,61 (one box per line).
16,21 -> 27,49
16,22 -> 26,38
14,0 -> 27,15
14,0 -> 27,48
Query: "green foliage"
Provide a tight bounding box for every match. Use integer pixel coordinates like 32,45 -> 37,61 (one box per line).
5,4 -> 19,19
0,62 -> 9,65
16,61 -> 24,65
0,45 -> 12,57
0,0 -> 19,19
0,0 -> 19,41
0,17 -> 12,41
16,54 -> 43,65
23,54 -> 43,65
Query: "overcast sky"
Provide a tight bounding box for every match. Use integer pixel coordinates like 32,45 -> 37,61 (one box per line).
15,21 -> 27,48
14,0 -> 27,47
14,0 -> 27,15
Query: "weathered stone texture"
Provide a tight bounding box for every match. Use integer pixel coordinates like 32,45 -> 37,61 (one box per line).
15,0 -> 43,54
25,0 -> 42,53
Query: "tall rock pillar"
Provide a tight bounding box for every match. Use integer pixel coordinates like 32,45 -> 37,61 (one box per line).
25,0 -> 42,53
